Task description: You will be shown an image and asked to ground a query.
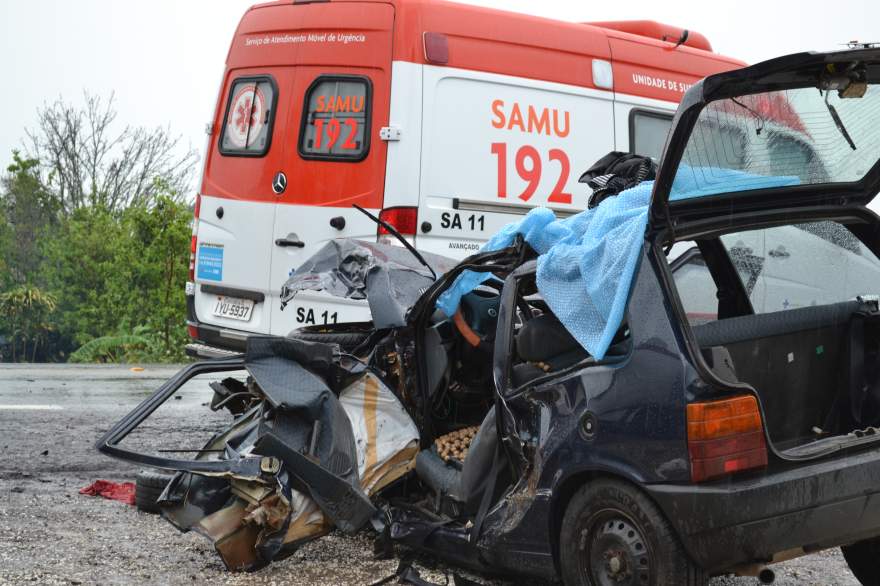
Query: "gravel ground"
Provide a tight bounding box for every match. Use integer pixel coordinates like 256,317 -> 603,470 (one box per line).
0,364 -> 864,585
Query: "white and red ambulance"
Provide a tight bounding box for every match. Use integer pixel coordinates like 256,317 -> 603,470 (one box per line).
186,0 -> 745,355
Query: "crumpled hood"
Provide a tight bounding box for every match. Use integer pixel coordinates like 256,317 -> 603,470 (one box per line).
280,239 -> 457,328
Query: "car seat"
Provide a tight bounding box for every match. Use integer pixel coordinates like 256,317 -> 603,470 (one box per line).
415,406 -> 499,514
511,313 -> 630,386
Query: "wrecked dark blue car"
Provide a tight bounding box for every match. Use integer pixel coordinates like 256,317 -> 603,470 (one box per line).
99,48 -> 880,586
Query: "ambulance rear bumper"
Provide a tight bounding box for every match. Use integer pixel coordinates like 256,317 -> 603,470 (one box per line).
184,342 -> 243,359
186,294 -> 250,353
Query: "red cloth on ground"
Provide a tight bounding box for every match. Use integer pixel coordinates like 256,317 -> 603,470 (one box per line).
79,480 -> 136,506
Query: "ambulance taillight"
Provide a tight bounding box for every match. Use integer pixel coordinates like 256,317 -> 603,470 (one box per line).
188,194 -> 202,282
378,207 -> 418,237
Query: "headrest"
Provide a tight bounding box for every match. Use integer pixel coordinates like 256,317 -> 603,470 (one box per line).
515,314 -> 581,363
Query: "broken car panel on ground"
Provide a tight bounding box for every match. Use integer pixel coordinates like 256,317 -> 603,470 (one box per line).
98,49 -> 880,586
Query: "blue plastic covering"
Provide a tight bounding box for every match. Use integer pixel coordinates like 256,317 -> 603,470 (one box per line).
436,168 -> 799,360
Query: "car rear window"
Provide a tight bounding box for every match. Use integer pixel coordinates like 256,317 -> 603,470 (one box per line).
671,222 -> 880,323
671,86 -> 880,200
299,76 -> 371,161
219,77 -> 277,156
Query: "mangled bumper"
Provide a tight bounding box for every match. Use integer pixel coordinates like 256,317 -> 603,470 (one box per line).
96,337 -> 419,571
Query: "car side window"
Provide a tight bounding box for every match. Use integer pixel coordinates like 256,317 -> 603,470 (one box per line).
670,245 -> 719,325
721,222 -> 880,314
630,110 -> 673,161
299,75 -> 372,161
219,76 -> 277,156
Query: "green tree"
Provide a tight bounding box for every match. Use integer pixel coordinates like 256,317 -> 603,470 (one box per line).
41,189 -> 191,362
0,93 -> 197,363
0,152 -> 59,285
0,285 -> 57,362
26,93 -> 196,214
122,192 -> 191,359
41,204 -> 128,348
0,206 -> 12,290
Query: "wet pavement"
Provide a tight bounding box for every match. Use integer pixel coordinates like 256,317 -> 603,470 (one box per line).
0,364 -> 862,585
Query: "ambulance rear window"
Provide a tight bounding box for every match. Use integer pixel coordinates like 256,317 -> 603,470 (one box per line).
630,110 -> 673,161
220,77 -> 277,156
299,76 -> 371,161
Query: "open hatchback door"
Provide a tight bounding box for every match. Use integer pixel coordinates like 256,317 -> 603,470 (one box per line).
654,48 -> 880,460
650,48 -> 880,228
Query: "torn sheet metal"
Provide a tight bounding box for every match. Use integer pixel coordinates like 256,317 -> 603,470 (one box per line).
339,372 -> 420,494
158,366 -> 419,571
244,336 -> 373,533
281,239 -> 456,328
255,372 -> 421,563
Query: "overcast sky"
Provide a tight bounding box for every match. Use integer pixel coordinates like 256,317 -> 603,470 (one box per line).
1,0 -> 878,197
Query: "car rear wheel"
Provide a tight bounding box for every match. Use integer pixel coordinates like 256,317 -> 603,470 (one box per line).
842,537 -> 880,585
135,469 -> 175,514
559,479 -> 706,586
288,330 -> 370,351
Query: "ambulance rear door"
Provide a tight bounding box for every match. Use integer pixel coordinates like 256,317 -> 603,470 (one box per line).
195,66 -> 295,337
267,2 -> 394,335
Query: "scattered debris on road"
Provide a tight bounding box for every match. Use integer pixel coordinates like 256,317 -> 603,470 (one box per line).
79,480 -> 136,506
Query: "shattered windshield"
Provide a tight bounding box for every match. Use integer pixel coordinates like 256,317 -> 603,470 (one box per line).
671,85 -> 880,199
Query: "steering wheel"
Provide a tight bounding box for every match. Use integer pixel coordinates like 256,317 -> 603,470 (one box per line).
454,289 -> 502,348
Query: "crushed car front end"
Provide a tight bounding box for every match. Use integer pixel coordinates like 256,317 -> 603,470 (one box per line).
95,340 -> 418,570
97,47 -> 880,586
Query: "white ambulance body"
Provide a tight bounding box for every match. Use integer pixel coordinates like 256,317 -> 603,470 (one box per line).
186,0 -> 744,354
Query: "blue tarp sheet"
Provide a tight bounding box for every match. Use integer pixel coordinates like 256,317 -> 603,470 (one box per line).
436,168 -> 799,359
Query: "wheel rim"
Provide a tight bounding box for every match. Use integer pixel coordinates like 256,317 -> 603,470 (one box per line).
579,510 -> 652,586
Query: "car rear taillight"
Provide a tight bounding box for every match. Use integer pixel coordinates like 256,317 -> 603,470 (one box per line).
378,207 -> 418,237
687,395 -> 768,483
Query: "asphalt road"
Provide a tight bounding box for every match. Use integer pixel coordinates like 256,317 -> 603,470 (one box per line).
0,364 -> 863,585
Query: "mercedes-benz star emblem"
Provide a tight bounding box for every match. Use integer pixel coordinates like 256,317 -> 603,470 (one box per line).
272,171 -> 288,195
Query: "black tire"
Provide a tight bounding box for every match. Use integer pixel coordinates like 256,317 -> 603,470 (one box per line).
288,330 -> 370,351
135,469 -> 174,514
559,479 -> 707,586
843,537 -> 880,585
